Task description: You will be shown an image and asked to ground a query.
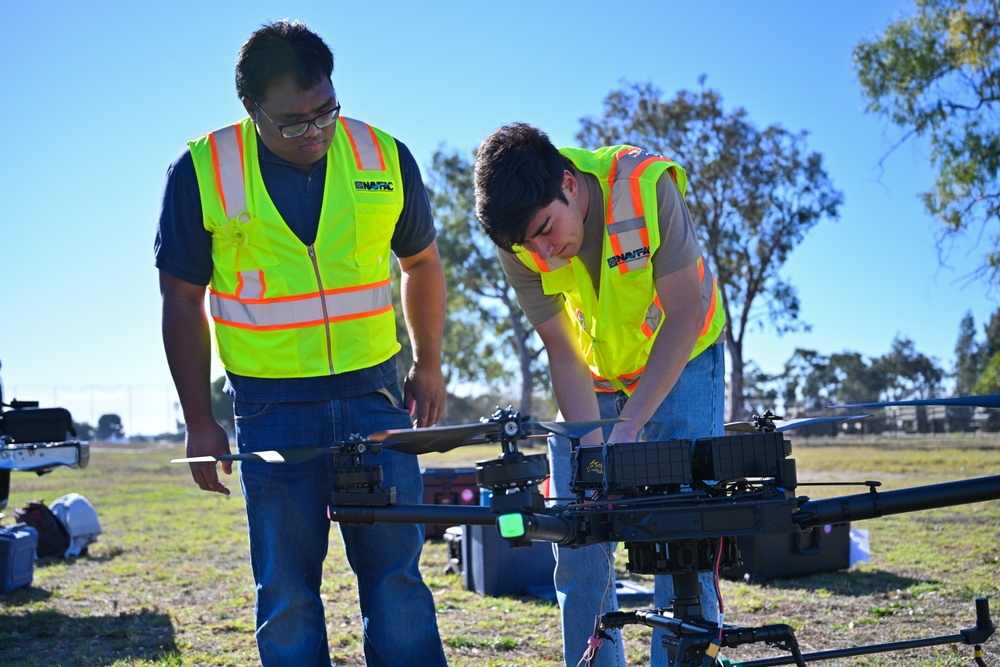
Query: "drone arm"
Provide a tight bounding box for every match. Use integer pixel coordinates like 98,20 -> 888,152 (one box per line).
793,476 -> 1000,528
328,504 -> 495,527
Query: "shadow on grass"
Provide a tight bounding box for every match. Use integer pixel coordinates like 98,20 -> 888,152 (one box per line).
0,607 -> 179,667
736,568 -> 926,595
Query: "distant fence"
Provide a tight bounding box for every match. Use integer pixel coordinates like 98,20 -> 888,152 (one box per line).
3,384 -> 181,438
788,405 -> 991,437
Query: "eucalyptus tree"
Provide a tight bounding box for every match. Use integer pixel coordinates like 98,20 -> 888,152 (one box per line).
873,336 -> 945,400
954,310 -> 983,395
855,0 -> 1000,283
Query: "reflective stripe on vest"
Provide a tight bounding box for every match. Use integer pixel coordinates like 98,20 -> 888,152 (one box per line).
208,124 -> 248,221
341,117 -> 386,171
211,276 -> 393,330
605,147 -> 665,274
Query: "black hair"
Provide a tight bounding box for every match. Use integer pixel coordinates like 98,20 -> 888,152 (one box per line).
235,20 -> 334,103
474,123 -> 573,252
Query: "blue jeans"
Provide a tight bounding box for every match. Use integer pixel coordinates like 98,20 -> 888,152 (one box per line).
548,344 -> 725,667
235,385 -> 447,667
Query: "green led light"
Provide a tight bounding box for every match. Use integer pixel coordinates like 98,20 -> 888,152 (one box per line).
497,513 -> 526,539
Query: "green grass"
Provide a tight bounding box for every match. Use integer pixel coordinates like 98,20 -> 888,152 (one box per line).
1,436 -> 998,666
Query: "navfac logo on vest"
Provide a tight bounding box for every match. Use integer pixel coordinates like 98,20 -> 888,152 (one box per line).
607,246 -> 650,269
354,180 -> 395,192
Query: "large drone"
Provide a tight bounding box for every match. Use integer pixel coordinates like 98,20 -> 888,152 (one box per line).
174,400 -> 1000,666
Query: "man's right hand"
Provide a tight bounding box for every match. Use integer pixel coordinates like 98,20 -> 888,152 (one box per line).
185,422 -> 233,496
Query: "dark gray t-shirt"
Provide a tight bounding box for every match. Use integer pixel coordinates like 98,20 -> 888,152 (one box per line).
154,128 -> 435,402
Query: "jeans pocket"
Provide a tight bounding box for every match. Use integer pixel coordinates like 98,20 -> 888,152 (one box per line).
234,400 -> 272,421
376,386 -> 401,410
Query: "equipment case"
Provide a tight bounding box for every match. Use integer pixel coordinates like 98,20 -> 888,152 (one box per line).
462,522 -> 556,597
722,523 -> 851,583
0,523 -> 38,593
420,467 -> 480,539
0,407 -> 75,443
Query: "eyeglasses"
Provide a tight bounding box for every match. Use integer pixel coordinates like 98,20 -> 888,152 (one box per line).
252,98 -> 341,139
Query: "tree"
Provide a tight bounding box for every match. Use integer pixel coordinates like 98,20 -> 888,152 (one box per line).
874,335 -> 945,400
854,0 -> 1000,282
828,351 -> 887,406
424,149 -> 550,417
982,307 -> 1000,359
740,361 -> 778,420
790,349 -> 841,413
96,413 -> 125,441
954,310 -> 983,394
577,80 -> 843,420
779,348 -> 825,414
72,421 -> 95,442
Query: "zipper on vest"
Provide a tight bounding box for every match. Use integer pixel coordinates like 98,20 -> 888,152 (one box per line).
308,245 -> 336,374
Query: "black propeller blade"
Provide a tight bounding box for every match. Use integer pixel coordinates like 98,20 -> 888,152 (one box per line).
370,418 -> 625,456
533,419 -> 620,440
724,414 -> 869,434
171,413 -> 628,462
828,395 -> 1000,410
369,423 -> 497,455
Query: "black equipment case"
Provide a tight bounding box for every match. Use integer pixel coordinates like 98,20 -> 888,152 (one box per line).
420,467 -> 480,539
722,522 -> 852,583
0,523 -> 38,593
0,406 -> 76,444
462,522 -> 556,598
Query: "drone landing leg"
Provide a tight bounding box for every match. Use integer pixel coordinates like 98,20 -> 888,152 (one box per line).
600,572 -> 810,667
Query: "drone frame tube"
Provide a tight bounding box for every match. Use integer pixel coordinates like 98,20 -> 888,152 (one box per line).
793,475 -> 1000,528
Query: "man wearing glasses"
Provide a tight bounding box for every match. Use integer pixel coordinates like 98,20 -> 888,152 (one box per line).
155,20 -> 448,667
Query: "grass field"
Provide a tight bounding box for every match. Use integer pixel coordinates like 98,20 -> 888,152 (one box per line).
1,434 -> 998,667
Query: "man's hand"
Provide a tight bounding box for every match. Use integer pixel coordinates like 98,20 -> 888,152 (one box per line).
185,422 -> 234,495
403,362 -> 446,428
607,420 -> 642,445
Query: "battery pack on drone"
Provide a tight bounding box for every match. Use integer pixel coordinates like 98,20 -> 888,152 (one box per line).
691,432 -> 792,482
571,440 -> 692,492
0,523 -> 38,593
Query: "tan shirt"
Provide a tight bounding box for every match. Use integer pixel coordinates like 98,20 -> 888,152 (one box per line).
499,169 -> 704,325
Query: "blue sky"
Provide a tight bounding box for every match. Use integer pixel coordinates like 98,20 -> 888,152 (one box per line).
1,1 -> 995,435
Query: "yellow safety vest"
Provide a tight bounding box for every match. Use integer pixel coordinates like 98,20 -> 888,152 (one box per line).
188,117 -> 404,378
516,145 -> 726,393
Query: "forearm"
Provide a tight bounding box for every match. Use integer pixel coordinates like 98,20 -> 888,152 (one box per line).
400,249 -> 445,369
616,313 -> 700,435
398,243 -> 447,426
161,272 -> 233,492
614,263 -> 703,441
160,279 -> 217,431
536,313 -> 603,446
